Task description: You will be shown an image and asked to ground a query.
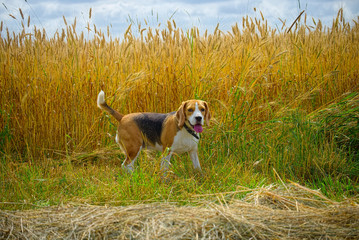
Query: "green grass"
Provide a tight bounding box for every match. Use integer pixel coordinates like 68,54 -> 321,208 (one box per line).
1,99 -> 358,210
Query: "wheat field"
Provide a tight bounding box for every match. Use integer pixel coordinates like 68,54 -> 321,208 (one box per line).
1,7 -> 359,239
1,9 -> 358,157
0,5 -> 358,222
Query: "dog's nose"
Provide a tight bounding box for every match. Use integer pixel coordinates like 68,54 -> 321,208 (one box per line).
195,116 -> 202,122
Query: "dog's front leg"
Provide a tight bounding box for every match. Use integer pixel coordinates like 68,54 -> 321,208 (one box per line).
189,150 -> 202,172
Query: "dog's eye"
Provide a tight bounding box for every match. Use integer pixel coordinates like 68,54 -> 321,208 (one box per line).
187,108 -> 194,112
200,108 -> 205,112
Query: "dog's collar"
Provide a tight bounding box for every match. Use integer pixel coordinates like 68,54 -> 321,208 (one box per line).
183,122 -> 200,140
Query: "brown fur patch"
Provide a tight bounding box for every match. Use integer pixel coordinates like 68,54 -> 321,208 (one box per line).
117,114 -> 144,164
160,114 -> 178,150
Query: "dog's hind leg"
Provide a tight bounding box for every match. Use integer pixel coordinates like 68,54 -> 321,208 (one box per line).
121,145 -> 142,173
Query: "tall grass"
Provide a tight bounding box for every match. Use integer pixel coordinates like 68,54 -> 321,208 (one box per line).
0,9 -> 358,208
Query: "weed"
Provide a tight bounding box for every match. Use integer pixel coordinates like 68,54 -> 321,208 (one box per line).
0,107 -> 12,153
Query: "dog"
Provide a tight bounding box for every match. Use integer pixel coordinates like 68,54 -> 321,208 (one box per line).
97,90 -> 211,173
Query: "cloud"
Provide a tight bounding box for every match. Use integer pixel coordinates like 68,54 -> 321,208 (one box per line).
1,0 -> 358,39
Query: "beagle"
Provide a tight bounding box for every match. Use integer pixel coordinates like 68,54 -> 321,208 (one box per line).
97,90 -> 211,173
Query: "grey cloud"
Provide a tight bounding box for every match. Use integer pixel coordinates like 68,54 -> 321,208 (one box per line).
1,0 -> 357,38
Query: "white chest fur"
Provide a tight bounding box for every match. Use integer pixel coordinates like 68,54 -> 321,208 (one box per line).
170,128 -> 199,154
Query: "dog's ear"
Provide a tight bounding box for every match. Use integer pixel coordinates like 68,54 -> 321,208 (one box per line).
176,101 -> 187,128
203,101 -> 211,126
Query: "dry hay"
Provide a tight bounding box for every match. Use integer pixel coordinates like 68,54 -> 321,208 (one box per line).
1,183 -> 358,239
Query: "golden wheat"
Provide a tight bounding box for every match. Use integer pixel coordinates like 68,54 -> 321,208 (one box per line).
0,9 -> 358,158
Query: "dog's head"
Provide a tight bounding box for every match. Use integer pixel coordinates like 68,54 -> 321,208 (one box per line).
176,100 -> 211,133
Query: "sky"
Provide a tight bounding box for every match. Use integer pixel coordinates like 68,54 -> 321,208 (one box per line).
1,0 -> 358,39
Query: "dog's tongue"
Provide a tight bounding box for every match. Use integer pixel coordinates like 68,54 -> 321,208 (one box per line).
194,124 -> 203,133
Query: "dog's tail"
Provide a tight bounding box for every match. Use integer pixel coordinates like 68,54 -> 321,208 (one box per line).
97,90 -> 123,122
